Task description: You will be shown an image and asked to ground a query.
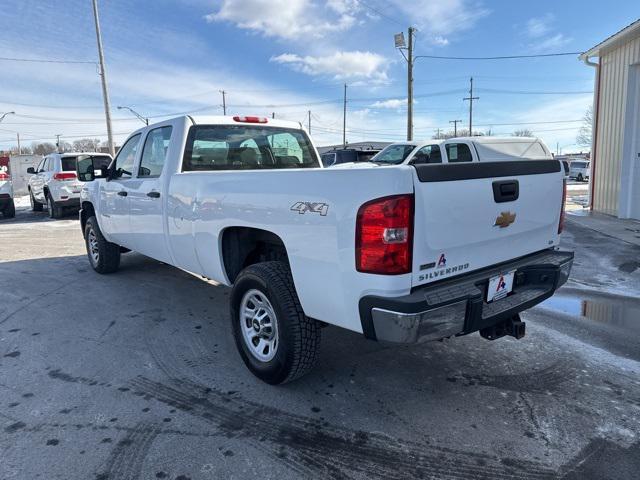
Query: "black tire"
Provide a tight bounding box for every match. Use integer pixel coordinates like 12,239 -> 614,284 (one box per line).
3,200 -> 15,218
47,192 -> 63,219
577,173 -> 584,182
30,190 -> 43,212
230,261 -> 321,384
84,216 -> 120,274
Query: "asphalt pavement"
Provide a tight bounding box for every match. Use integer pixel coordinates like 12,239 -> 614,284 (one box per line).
1,197 -> 639,480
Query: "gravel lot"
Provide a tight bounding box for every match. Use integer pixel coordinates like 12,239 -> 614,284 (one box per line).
1,198 -> 639,480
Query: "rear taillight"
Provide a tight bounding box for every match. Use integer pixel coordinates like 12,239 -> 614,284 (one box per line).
0,172 -> 9,180
233,116 -> 268,124
558,179 -> 567,234
356,194 -> 414,275
53,172 -> 77,181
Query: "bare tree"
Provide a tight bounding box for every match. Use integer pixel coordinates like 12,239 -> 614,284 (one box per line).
576,106 -> 593,147
513,129 -> 534,137
72,138 -> 102,152
31,142 -> 57,155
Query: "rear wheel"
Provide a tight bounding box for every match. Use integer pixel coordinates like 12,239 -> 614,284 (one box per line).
84,216 -> 120,274
47,192 -> 63,219
230,261 -> 321,384
2,200 -> 15,218
30,190 -> 43,212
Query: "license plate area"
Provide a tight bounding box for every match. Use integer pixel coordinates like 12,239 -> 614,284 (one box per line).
486,270 -> 516,302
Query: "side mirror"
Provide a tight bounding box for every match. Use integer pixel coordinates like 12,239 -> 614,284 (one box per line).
77,155 -> 109,182
27,167 -> 35,174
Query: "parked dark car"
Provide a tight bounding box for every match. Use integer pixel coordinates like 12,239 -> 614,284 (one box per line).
321,148 -> 381,167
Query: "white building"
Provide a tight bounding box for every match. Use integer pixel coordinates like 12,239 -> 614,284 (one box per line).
581,19 -> 640,219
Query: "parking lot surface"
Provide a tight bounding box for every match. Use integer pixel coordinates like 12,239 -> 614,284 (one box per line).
1,200 -> 639,479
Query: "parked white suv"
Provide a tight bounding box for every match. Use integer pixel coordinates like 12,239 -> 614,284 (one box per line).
27,152 -> 112,218
0,161 -> 16,218
568,160 -> 590,182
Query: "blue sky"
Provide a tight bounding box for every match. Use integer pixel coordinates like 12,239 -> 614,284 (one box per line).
0,0 -> 637,152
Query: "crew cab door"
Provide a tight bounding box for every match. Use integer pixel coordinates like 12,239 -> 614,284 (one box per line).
99,133 -> 141,247
126,125 -> 173,263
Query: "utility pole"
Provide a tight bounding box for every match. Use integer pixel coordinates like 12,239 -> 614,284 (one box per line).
220,90 -> 227,115
463,77 -> 479,136
343,83 -> 347,148
308,110 -> 311,134
407,27 -> 415,141
55,134 -> 62,153
92,0 -> 115,157
16,133 -> 21,155
435,128 -> 442,139
449,119 -> 462,137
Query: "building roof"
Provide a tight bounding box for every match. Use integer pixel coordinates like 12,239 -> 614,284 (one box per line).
580,18 -> 640,59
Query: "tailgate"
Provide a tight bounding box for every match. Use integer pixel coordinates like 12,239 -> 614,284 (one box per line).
411,160 -> 564,287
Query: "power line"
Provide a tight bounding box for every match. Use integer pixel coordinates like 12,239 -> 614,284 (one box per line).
414,52 -> 582,60
0,56 -> 96,65
354,0 -> 405,26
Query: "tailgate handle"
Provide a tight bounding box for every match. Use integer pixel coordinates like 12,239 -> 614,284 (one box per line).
492,180 -> 519,203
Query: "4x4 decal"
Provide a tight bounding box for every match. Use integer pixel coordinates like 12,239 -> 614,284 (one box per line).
290,202 -> 329,216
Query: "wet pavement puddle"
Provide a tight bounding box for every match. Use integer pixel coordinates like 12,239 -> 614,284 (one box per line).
539,294 -> 640,332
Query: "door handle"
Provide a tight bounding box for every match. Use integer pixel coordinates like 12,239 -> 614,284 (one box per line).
117,190 -> 128,197
147,191 -> 160,198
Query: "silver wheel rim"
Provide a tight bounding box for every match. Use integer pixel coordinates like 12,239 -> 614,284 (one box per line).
240,289 -> 279,362
87,228 -> 99,265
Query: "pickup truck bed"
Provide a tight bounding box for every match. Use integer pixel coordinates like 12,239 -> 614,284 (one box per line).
78,115 -> 573,384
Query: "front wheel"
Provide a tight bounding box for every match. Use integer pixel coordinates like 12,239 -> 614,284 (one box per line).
47,192 -> 63,219
84,216 -> 121,274
577,173 -> 584,182
30,190 -> 43,212
230,261 -> 321,384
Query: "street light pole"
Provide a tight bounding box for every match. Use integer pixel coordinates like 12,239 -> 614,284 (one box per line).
0,111 -> 15,123
92,0 -> 115,157
117,106 -> 148,125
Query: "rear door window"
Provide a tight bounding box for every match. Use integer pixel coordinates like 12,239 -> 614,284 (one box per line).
61,157 -> 77,171
445,143 -> 473,163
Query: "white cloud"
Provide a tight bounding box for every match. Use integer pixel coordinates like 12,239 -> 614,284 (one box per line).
271,51 -> 389,83
206,0 -> 359,40
390,0 -> 489,45
526,13 -> 554,38
524,13 -> 572,52
369,98 -> 407,109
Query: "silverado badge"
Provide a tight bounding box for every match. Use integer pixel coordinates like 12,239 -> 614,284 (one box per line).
494,211 -> 516,228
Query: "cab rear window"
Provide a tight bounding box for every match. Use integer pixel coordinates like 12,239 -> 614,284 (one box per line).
182,125 -> 320,171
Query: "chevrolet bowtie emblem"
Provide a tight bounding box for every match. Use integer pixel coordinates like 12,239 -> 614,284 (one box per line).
494,211 -> 516,228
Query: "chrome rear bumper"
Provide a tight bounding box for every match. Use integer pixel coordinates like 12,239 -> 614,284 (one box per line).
359,249 -> 574,344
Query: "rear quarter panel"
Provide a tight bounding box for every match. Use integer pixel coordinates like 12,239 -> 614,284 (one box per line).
166,166 -> 415,333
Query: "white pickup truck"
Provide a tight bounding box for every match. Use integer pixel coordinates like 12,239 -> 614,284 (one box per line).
78,115 -> 573,384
